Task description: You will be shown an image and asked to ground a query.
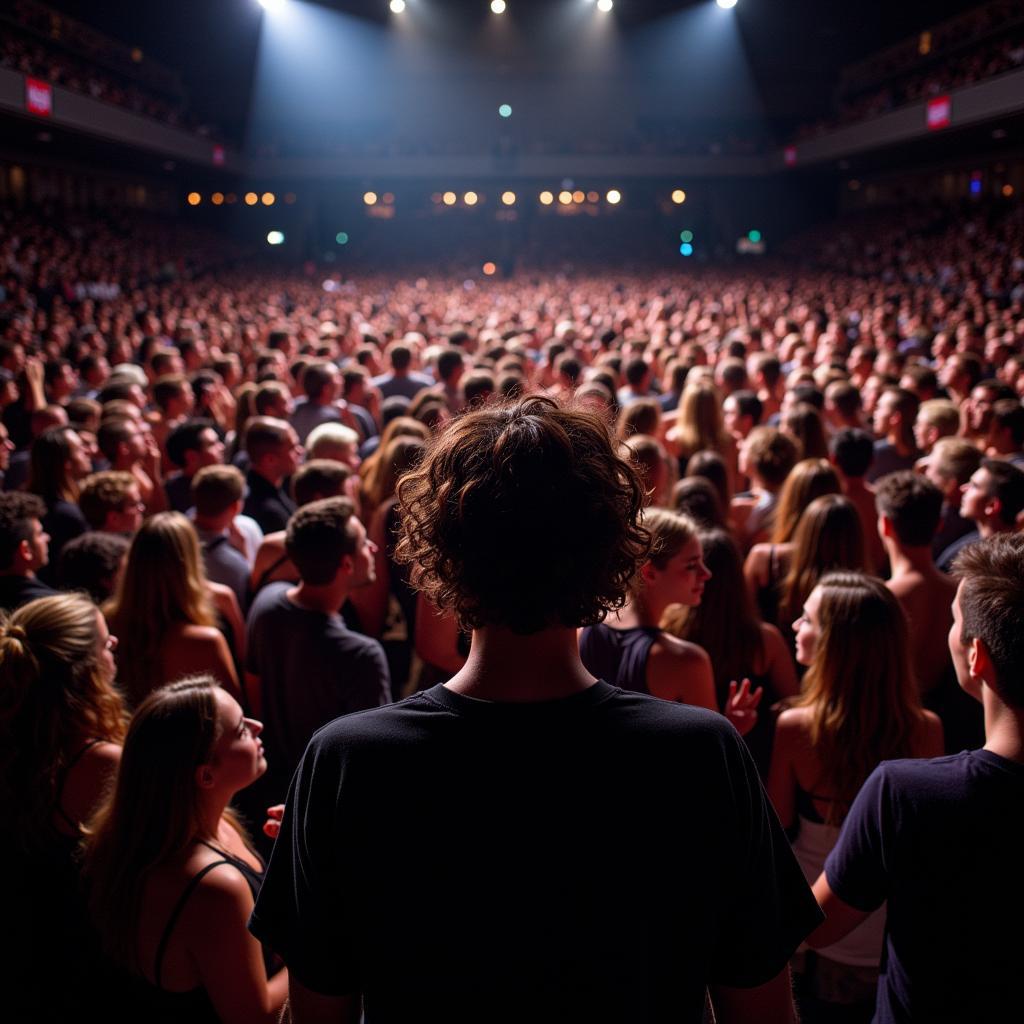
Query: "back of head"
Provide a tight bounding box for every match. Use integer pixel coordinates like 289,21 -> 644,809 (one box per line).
772,458 -> 842,544
670,477 -> 725,529
0,491 -> 47,570
292,460 -> 352,507
686,449 -> 730,509
59,531 -> 130,604
192,465 -> 245,519
875,471 -> 943,548
829,428 -> 874,479
245,416 -> 290,461
285,497 -> 358,585
930,437 -> 982,488
622,435 -> 666,504
396,397 -> 649,634
745,426 -> 799,489
953,533 -> 1024,706
79,471 -> 136,531
28,425 -> 73,498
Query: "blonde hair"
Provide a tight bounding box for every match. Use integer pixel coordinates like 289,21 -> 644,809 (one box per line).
770,458 -> 841,544
0,594 -> 127,854
673,384 -> 729,461
104,513 -> 215,707
629,507 -> 698,594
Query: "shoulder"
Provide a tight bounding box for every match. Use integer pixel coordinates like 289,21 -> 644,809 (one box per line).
172,623 -> 226,646
650,633 -> 710,667
249,581 -> 291,615
773,707 -> 811,746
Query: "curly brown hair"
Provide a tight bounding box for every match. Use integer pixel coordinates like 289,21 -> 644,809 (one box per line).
395,397 -> 650,634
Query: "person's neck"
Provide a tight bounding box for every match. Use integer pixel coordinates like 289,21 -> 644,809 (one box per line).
287,580 -> 348,615
445,625 -> 597,702
887,543 -> 936,578
611,592 -> 665,630
0,566 -> 33,580
887,431 -> 914,456
194,792 -> 232,846
252,465 -> 283,489
194,513 -> 232,534
842,474 -> 869,494
977,518 -> 1005,540
983,688 -> 1024,763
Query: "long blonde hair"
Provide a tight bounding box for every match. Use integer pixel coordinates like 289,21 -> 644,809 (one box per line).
0,594 -> 127,854
770,457 -> 840,544
104,513 -> 216,707
673,385 -> 728,461
797,572 -> 925,823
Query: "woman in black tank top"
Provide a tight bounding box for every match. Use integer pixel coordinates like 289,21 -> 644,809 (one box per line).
84,676 -> 287,1023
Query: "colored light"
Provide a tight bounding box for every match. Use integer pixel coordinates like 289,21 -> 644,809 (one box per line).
680,243 -> 694,256
747,229 -> 762,243
680,230 -> 693,242
572,190 -> 585,204
261,192 -> 275,206
1003,184 -> 1015,197
244,192 -> 258,205
443,191 -> 457,205
501,191 -> 516,205
225,193 -> 237,204
389,0 -> 405,11
383,192 -> 395,205
284,192 -> 297,204
558,190 -> 573,205
464,191 -> 479,206
211,192 -> 224,206
539,191 -> 554,205
363,191 -> 378,206
671,189 -> 687,204
970,179 -> 982,195
587,191 -> 599,203
267,230 -> 285,245
186,192 -> 201,206
336,232 -> 349,244
483,262 -> 497,276
491,0 -> 506,13
499,104 -> 512,118
606,189 -> 621,204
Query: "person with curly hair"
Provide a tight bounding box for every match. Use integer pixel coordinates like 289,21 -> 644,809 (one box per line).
250,397 -> 822,1024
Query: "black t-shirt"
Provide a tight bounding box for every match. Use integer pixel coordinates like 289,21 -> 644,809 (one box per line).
250,681 -> 822,1023
825,750 -> 1024,1023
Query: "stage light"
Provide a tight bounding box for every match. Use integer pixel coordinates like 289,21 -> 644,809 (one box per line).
747,229 -> 762,243
443,191 -> 457,205
680,243 -> 694,256
258,0 -> 287,11
572,190 -> 584,204
539,191 -> 554,205
186,192 -> 201,206
383,192 -> 395,205
267,230 -> 285,245
261,192 -> 275,206
606,189 -> 621,204
336,232 -> 349,244
559,190 -> 573,205
1003,184 -> 1015,197
244,192 -> 258,205
499,104 -> 512,118
225,193 -> 237,204
464,191 -> 479,206
680,230 -> 693,243
501,191 -> 517,205
284,192 -> 297,204
363,191 -> 378,205
716,0 -> 737,9
671,189 -> 687,204
483,262 -> 497,276
389,0 -> 405,11
597,0 -> 613,11
490,0 -> 506,13
587,191 -> 599,203
211,192 -> 224,206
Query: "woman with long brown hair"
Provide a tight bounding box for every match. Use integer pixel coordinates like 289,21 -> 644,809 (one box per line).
104,513 -> 241,707
767,573 -> 942,1010
84,676 -> 287,1023
664,383 -> 735,479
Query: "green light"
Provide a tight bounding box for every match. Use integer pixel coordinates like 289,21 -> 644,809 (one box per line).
680,230 -> 693,243
336,232 -> 349,245
747,229 -> 762,243
498,104 -> 512,118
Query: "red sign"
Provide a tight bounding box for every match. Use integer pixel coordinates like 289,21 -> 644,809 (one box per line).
783,145 -> 797,168
25,77 -> 52,117
212,144 -> 225,167
926,95 -> 951,131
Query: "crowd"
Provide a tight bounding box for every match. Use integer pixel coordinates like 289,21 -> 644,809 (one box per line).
1,193 -> 1023,1022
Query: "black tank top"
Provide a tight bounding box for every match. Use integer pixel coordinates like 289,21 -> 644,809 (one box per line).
578,624 -> 660,695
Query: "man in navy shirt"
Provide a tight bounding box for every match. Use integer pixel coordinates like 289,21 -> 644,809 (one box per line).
809,533 -> 1024,1022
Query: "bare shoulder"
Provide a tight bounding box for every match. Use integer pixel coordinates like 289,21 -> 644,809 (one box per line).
651,634 -> 710,667
170,623 -> 224,646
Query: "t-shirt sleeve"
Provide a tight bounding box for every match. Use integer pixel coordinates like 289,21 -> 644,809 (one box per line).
351,640 -> 392,708
709,727 -> 825,988
249,732 -> 360,995
824,764 -> 891,913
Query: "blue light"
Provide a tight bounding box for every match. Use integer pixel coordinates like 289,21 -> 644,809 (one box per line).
499,104 -> 512,119
680,243 -> 694,256
970,179 -> 982,195
336,231 -> 349,245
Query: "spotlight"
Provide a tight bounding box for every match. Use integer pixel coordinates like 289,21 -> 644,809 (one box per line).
498,103 -> 512,118
464,191 -> 479,206
186,192 -> 201,206
244,192 -> 258,205
267,230 -> 285,245
597,0 -> 613,11
336,231 -> 350,244
558,190 -> 573,205
261,192 -> 276,206
363,191 -> 378,205
680,230 -> 693,243
490,0 -> 506,13
284,192 -> 297,205
680,242 -> 694,256
258,0 -> 287,11
606,189 -> 621,205
501,191 -> 517,206
587,191 -> 599,203
482,262 -> 497,276
716,0 -> 737,8
389,0 -> 405,11
539,191 -> 554,205
747,229 -> 762,243
572,190 -> 585,204
383,192 -> 395,205
671,189 -> 687,204
443,191 -> 457,206
211,192 -> 224,206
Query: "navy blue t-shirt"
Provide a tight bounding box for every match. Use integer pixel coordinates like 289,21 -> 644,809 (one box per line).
825,750 -> 1024,1023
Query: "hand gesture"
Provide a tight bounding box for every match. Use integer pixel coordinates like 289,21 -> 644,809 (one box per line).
724,678 -> 763,737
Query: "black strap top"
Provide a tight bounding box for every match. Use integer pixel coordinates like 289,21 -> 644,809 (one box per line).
53,738 -> 104,834
578,624 -> 660,695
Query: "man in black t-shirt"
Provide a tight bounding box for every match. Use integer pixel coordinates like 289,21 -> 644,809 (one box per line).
810,534 -> 1024,1023
250,398 -> 822,1023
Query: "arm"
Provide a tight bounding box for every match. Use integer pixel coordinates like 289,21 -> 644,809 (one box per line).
710,965 -> 796,1024
59,741 -> 121,828
806,873 -> 871,950
209,581 -> 247,667
743,545 -> 768,603
764,711 -> 800,830
287,977 -> 360,1024
345,508 -> 390,639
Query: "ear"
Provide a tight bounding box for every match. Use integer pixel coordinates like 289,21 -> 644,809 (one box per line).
16,537 -> 32,564
968,636 -> 993,685
986,497 -> 1003,522
640,561 -> 659,586
195,764 -> 216,790
879,514 -> 894,540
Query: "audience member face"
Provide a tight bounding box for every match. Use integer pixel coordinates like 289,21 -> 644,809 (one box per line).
793,586 -> 823,667
65,430 -> 94,480
204,688 -> 267,793
959,468 -> 992,523
25,517 -> 50,572
94,609 -> 118,686
948,584 -> 980,701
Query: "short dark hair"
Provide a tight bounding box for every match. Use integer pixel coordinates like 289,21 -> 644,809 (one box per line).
166,419 -> 217,469
387,343 -> 412,372
729,390 -> 763,426
152,375 -> 188,412
0,492 -> 46,569
981,458 -> 1024,526
830,428 -> 875,479
302,361 -> 337,401
292,460 -> 352,506
96,420 -> 135,462
992,400 -> 1024,447
953,533 -> 1024,705
826,381 -> 862,419
874,471 -> 943,547
436,348 -> 464,384
59,531 -> 130,604
624,357 -> 649,388
395,397 -> 649,634
191,465 -> 245,518
285,497 -> 358,585
245,417 -> 292,461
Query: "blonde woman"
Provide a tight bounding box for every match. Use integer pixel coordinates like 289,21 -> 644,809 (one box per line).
664,384 -> 735,481
104,513 -> 241,707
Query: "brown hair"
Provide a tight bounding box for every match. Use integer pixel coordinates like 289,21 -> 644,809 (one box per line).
770,458 -> 841,544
